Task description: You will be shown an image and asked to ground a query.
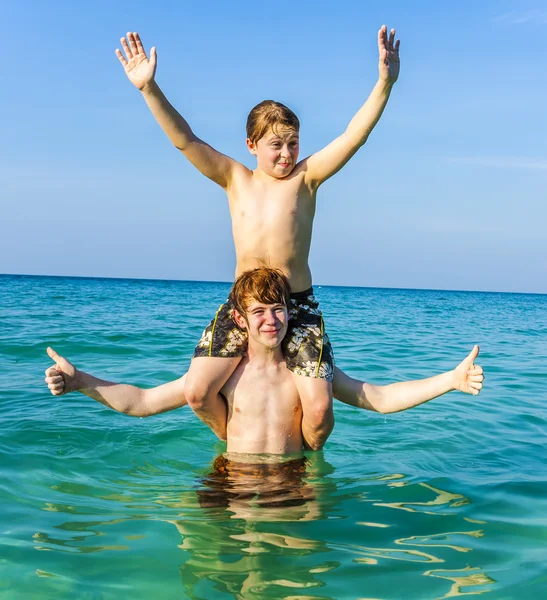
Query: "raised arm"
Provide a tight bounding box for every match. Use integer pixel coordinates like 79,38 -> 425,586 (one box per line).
116,32 -> 244,189
333,346 -> 484,414
303,25 -> 400,189
44,347 -> 188,418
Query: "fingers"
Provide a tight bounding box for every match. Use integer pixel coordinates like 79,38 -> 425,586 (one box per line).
134,32 -> 146,55
467,365 -> 483,376
468,372 -> 484,380
44,368 -> 58,380
120,36 -> 133,61
117,32 -> 148,67
378,24 -> 387,50
47,346 -> 61,362
466,344 -> 480,364
389,28 -> 395,50
149,46 -> 157,68
467,362 -> 484,396
44,371 -> 65,395
115,48 -> 127,67
127,32 -> 139,56
469,381 -> 483,396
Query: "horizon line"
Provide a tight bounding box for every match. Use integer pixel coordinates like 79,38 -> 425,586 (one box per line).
1,272 -> 545,297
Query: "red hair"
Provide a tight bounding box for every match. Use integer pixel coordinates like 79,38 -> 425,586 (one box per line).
246,100 -> 300,144
230,267 -> 291,316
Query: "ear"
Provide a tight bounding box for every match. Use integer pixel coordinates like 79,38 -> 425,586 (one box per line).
246,138 -> 257,156
233,309 -> 247,329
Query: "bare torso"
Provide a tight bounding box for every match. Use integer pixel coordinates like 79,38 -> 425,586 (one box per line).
228,165 -> 315,293
220,355 -> 303,454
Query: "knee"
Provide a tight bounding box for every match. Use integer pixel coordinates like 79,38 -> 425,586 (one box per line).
309,398 -> 334,430
184,377 -> 211,411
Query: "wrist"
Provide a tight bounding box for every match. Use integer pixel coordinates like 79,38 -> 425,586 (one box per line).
449,369 -> 459,392
376,78 -> 394,93
140,80 -> 159,95
73,369 -> 88,392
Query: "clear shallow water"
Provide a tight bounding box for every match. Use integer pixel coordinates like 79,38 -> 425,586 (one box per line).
1,274 -> 546,599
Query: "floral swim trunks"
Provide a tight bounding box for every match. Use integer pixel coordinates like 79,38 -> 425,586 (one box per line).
193,287 -> 335,381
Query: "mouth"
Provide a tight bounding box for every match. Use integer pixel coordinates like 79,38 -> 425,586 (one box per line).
277,163 -> 291,168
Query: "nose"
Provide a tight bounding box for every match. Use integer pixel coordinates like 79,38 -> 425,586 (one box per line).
265,309 -> 278,325
280,144 -> 292,158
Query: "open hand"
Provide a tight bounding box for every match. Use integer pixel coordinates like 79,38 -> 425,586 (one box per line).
44,347 -> 79,396
453,345 -> 484,396
116,32 -> 157,90
378,25 -> 400,84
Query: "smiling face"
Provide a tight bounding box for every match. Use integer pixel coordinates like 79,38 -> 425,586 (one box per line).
246,127 -> 300,179
233,299 -> 289,350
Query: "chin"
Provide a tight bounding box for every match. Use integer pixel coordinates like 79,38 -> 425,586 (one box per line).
262,336 -> 283,348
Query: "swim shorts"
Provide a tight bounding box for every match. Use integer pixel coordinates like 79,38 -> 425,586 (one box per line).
196,455 -> 312,509
192,287 -> 335,381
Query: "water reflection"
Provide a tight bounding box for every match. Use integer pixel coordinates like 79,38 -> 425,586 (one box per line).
171,452 -> 339,598
371,481 -> 470,515
424,566 -> 495,597
35,460 -> 498,598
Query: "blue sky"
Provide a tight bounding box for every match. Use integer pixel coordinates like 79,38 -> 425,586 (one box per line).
2,0 -> 545,293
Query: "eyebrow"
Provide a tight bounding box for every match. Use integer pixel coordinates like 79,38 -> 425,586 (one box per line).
266,134 -> 299,142
250,304 -> 285,311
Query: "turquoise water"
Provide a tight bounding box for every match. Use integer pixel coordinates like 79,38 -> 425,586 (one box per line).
1,274 -> 546,599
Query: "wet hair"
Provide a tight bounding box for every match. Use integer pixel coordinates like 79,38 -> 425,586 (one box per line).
229,266 -> 291,317
246,100 -> 300,144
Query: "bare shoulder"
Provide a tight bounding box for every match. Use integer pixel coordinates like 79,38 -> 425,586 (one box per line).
226,162 -> 254,198
293,156 -> 318,192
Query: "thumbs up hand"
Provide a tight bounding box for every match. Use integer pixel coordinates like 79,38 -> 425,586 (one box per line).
453,345 -> 484,396
44,347 -> 80,396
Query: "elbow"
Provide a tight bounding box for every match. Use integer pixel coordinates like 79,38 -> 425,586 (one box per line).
370,387 -> 391,414
373,400 -> 389,414
123,404 -> 150,418
123,393 -> 152,418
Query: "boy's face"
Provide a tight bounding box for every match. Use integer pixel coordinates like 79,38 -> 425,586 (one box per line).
233,299 -> 289,349
246,128 -> 300,179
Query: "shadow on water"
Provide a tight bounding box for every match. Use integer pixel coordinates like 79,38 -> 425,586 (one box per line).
29,453 -> 497,599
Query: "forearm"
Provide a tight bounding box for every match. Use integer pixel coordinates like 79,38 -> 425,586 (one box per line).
334,367 -> 457,414
373,371 -> 456,413
75,370 -> 149,416
140,81 -> 196,150
74,370 -> 188,417
345,79 -> 394,145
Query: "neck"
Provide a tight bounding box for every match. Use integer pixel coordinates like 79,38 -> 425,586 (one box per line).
253,167 -> 286,182
246,342 -> 284,366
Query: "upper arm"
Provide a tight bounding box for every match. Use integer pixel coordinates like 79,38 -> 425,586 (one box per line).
141,375 -> 188,416
303,131 -> 364,190
178,136 -> 248,190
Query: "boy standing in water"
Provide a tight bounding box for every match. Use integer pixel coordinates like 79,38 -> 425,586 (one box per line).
115,26 -> 400,449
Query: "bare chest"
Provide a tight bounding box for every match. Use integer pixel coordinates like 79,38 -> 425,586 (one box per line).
228,173 -> 315,231
224,364 -> 301,422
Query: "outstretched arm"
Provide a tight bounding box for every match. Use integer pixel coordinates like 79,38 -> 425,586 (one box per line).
333,346 -> 484,414
116,32 -> 243,189
303,25 -> 400,189
44,347 -> 188,418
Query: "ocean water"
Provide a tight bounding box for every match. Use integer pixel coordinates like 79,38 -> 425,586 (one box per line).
1,274 -> 546,599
